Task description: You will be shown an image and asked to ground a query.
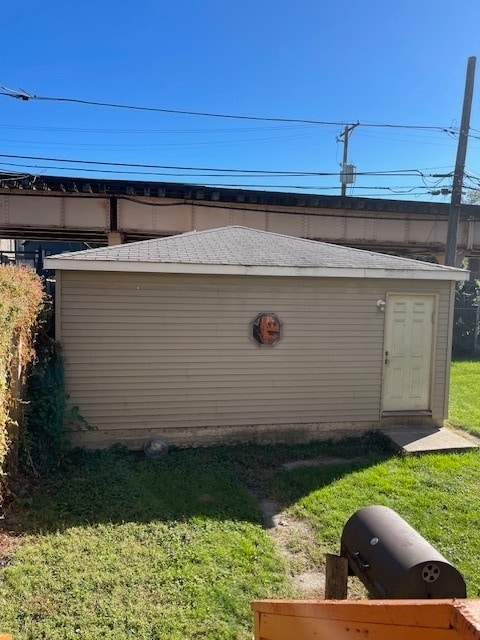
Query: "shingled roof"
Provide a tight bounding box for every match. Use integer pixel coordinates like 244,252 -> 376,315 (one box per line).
44,226 -> 468,281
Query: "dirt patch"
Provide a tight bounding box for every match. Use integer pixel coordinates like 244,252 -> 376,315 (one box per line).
0,529 -> 21,567
259,496 -> 327,598
256,457 -> 369,601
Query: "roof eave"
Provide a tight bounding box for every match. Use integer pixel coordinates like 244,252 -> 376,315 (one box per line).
43,258 -> 469,281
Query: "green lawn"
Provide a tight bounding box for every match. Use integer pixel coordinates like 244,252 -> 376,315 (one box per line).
0,448 -> 295,640
267,448 -> 480,596
1,360 -> 480,638
448,360 -> 480,435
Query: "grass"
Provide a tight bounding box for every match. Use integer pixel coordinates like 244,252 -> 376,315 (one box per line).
448,359 -> 480,435
1,521 -> 284,639
267,450 -> 480,596
0,447 -> 295,640
1,361 -> 480,637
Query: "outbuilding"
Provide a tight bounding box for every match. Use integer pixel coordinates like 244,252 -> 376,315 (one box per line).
44,226 -> 468,449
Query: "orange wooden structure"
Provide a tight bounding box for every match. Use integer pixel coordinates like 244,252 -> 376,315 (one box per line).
251,599 -> 480,640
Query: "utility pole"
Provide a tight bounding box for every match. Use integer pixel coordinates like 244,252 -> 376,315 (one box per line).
445,56 -> 476,266
339,122 -> 359,196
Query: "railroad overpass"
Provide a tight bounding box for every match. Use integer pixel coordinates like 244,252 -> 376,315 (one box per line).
1,174 -> 479,266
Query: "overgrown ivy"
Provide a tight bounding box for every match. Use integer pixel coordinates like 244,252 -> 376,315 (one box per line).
453,279 -> 480,358
20,308 -> 95,476
20,336 -> 71,476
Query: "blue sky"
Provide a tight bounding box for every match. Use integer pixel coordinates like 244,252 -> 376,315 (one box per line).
1,0 -> 479,200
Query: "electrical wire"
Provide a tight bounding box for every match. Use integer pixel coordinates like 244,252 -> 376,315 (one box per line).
0,153 -> 340,176
0,174 -> 451,206
0,85 -> 468,198
0,85 -> 459,133
0,163 -> 451,199
0,123 -> 324,135
0,129 -> 334,149
0,153 -> 453,180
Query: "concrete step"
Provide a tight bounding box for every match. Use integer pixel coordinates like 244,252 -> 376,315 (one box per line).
381,426 -> 480,454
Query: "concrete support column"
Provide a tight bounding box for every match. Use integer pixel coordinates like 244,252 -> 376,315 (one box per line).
107,231 -> 125,245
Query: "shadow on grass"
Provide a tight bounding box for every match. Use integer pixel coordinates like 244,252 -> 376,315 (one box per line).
10,432 -> 395,533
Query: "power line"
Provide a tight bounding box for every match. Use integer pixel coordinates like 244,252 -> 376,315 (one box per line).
0,153 -> 452,179
0,123 -> 322,135
0,85 -> 458,133
0,167 -> 449,196
0,153 -> 338,176
0,129 -> 334,149
0,164 -> 454,199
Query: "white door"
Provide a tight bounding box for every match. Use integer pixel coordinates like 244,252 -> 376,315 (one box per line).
382,294 -> 435,412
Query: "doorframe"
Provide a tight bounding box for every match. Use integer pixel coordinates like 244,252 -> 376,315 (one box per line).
380,292 -> 439,416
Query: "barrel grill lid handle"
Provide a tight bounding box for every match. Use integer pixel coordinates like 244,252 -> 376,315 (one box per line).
353,551 -> 370,571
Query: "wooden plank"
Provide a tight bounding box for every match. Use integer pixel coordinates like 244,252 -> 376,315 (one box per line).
256,611 -> 458,640
251,600 -> 480,640
251,600 -> 454,626
324,554 -> 348,600
452,601 -> 480,640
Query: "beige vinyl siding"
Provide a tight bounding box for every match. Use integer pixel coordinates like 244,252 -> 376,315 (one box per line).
57,271 -> 453,448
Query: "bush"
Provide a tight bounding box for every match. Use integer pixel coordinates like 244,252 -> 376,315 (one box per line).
0,266 -> 44,491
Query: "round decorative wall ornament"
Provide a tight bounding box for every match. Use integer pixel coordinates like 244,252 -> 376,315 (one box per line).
251,313 -> 282,346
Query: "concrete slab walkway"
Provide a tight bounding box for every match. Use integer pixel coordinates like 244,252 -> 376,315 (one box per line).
381,426 -> 480,455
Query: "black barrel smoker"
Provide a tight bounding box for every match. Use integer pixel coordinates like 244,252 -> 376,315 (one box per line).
340,505 -> 466,599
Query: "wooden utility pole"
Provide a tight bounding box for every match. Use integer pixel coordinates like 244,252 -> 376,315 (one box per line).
339,123 -> 359,196
445,56 -> 476,266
